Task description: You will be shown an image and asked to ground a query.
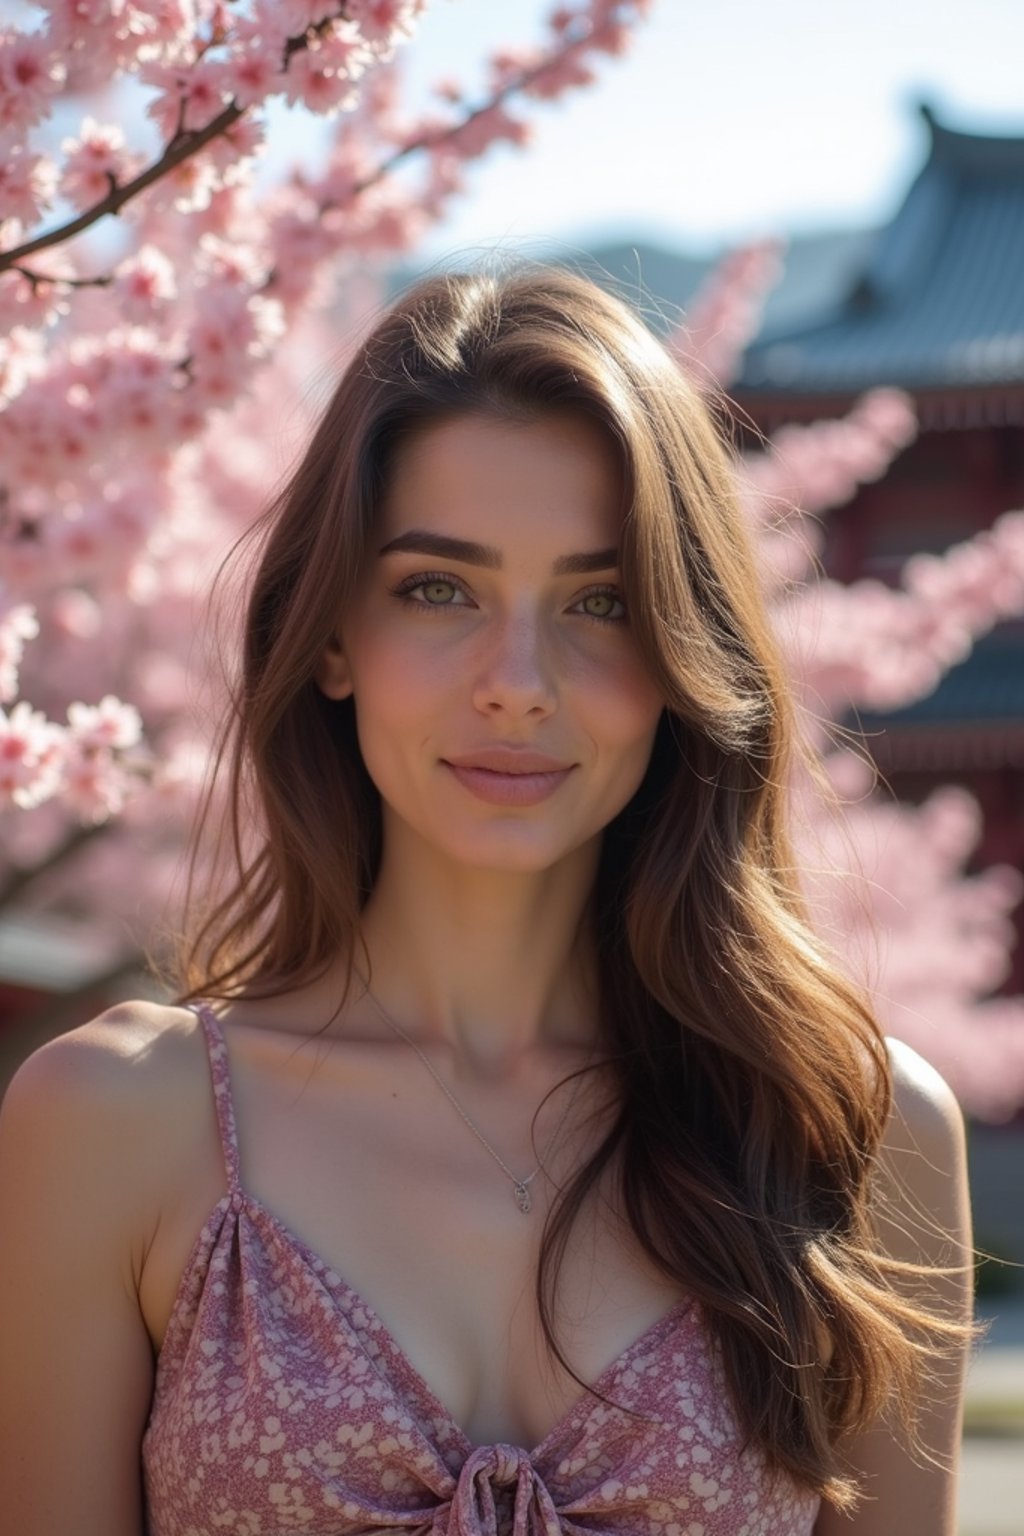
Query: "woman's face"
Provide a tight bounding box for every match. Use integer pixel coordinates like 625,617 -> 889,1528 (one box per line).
318,410 -> 665,874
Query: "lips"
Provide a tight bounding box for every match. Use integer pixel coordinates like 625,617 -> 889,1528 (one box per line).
443,748 -> 573,774
441,749 -> 576,807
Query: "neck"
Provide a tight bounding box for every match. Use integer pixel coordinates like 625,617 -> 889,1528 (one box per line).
351,822 -> 604,1078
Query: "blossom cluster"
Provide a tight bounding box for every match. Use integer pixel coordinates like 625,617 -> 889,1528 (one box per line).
671,238 -> 786,390
0,588 -> 38,703
0,692 -> 143,821
774,508 -> 1024,717
1,2 -> 650,602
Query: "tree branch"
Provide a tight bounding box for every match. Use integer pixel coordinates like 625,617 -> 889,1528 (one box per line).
1,15 -> 617,288
308,41 -> 606,234
0,101 -> 247,272
0,9 -> 348,275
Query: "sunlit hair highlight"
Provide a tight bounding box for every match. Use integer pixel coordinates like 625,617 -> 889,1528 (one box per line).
178,262 -> 967,1510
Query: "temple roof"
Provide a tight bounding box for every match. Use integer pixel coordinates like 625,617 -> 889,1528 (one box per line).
849,625 -> 1024,771
738,105 -> 1024,399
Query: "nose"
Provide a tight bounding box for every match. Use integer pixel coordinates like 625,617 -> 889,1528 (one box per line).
470,602 -> 557,720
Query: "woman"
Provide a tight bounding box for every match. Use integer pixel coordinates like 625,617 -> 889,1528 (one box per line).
0,266 -> 973,1535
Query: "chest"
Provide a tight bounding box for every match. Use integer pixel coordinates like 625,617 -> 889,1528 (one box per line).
139,1029 -> 687,1448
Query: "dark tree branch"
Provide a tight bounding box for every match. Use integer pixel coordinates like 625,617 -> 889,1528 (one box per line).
11,263 -> 112,290
0,8 -> 349,275
0,101 -> 247,272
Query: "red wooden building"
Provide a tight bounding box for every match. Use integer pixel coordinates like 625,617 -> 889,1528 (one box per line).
733,103 -> 1024,993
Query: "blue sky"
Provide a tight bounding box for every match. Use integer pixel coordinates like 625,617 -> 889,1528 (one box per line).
273,0 -> 1023,261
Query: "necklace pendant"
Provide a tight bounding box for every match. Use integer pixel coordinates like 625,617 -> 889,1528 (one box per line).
513,1181 -> 532,1214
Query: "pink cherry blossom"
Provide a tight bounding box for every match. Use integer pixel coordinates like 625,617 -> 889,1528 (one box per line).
793,775 -> 1024,1120
422,149 -> 465,220
672,239 -> 786,391
0,701 -> 63,809
276,1 -> 348,32
59,115 -> 136,210
488,46 -> 544,94
43,24 -> 133,96
432,77 -> 462,106
188,280 -> 285,389
548,7 -> 579,37
113,245 -> 178,322
221,38 -> 287,111
67,694 -> 143,751
48,588 -> 103,640
139,55 -> 232,140
98,357 -> 176,449
129,0 -> 200,61
231,6 -> 290,66
0,326 -> 46,403
444,105 -> 531,160
178,59 -> 232,133
344,182 -> 428,256
0,594 -> 39,703
197,230 -> 270,288
43,505 -> 129,586
904,517 -> 1024,625
741,390 -> 918,529
282,28 -> 369,117
264,207 -> 338,308
522,41 -> 596,100
0,27 -> 67,133
137,146 -> 223,214
345,0 -> 426,50
221,105 -> 268,157
0,133 -> 57,226
0,269 -> 66,336
59,739 -> 132,822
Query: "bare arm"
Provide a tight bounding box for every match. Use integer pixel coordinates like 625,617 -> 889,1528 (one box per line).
0,1014 -> 162,1535
813,1038 -> 974,1536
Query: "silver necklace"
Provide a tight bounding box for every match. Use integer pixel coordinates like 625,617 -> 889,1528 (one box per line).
358,976 -> 596,1213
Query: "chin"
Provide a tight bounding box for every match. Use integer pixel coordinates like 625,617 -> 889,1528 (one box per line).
425,819 -> 598,876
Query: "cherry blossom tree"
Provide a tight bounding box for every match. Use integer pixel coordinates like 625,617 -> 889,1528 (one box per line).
3,1 -> 1024,1118
0,0 -> 651,996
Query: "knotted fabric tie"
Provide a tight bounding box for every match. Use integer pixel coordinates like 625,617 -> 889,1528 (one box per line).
449,1443 -> 563,1535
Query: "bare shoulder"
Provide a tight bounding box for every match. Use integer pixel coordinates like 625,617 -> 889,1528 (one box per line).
0,1002 -> 202,1534
872,1037 -> 971,1273
881,1036 -> 966,1165
1,999 -> 206,1233
4,997 -> 202,1119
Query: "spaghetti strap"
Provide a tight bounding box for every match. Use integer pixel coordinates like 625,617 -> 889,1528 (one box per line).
187,1000 -> 243,1205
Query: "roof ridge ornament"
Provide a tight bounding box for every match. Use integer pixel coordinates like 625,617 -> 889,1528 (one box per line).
917,99 -> 940,136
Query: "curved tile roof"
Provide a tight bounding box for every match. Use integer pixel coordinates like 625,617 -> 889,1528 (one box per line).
738,106 -> 1024,396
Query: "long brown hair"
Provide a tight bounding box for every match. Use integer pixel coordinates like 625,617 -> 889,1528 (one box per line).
179,263 -> 962,1509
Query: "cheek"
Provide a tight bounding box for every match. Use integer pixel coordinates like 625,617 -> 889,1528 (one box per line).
572,634 -> 664,739
347,613 -> 455,710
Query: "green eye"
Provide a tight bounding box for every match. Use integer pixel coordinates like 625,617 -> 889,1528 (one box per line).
422,580 -> 458,604
391,572 -> 473,612
582,592 -> 616,618
576,589 -> 625,621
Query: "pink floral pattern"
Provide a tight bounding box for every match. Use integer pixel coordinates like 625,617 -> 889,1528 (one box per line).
141,1003 -> 821,1534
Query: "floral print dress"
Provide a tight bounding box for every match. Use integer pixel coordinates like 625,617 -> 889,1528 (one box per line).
141,1003 -> 820,1536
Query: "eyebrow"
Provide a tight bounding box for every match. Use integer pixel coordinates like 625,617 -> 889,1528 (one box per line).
377,530 -> 619,576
